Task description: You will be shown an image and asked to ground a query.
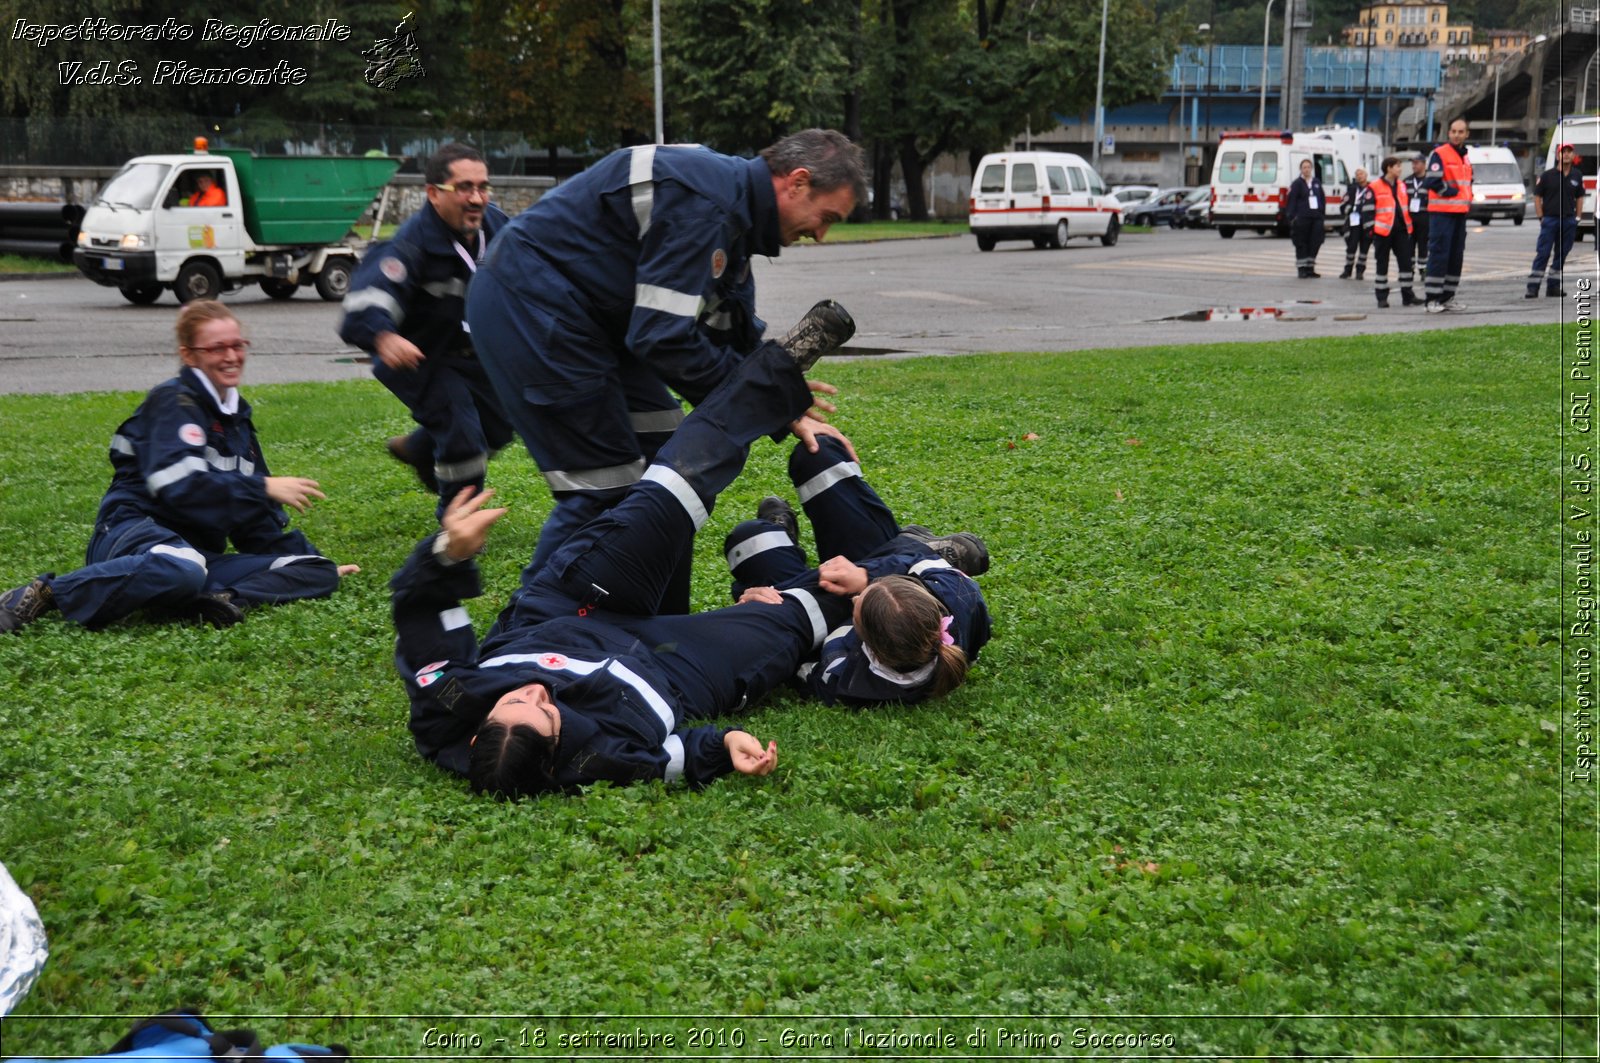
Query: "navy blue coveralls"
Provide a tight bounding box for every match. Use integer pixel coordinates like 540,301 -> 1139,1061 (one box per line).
1423,143 -> 1472,304
1403,170 -> 1430,274
42,367 -> 340,627
1340,181 -> 1375,277
340,200 -> 514,517
1285,174 -> 1326,277
1528,164 -> 1584,296
393,342 -> 851,789
721,437 -> 993,704
464,144 -> 776,610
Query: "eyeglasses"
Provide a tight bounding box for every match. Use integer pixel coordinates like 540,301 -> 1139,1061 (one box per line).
434,181 -> 492,197
186,340 -> 251,355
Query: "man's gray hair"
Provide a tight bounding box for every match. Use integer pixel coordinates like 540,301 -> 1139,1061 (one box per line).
761,129 -> 867,205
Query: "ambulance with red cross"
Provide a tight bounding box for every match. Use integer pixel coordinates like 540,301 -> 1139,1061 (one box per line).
1207,127 -> 1380,239
1544,115 -> 1600,241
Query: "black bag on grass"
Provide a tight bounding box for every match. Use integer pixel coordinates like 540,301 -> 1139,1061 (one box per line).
6,1009 -> 349,1063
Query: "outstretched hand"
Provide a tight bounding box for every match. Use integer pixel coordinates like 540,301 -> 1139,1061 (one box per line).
725,730 -> 778,776
441,487 -> 507,561
265,476 -> 327,513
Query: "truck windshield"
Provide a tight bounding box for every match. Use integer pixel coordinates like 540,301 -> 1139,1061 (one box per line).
94,162 -> 171,210
1474,163 -> 1523,184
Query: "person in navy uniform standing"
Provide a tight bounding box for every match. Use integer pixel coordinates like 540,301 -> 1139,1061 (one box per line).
392,310 -> 885,798
464,129 -> 866,614
1339,167 -> 1375,280
1423,118 -> 1474,312
1526,142 -> 1586,299
1403,154 -> 1431,281
0,302 -> 358,633
340,143 -> 513,517
721,438 -> 992,705
1286,158 -> 1326,278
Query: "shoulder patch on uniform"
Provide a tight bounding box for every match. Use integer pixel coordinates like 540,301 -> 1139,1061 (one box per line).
710,248 -> 727,279
415,659 -> 449,687
179,423 -> 205,447
380,256 -> 407,284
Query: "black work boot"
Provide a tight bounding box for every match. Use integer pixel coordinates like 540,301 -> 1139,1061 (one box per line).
901,528 -> 990,576
386,435 -> 439,493
757,495 -> 800,546
1339,266 -> 1353,279
1401,289 -> 1421,306
1375,294 -> 1389,308
1355,266 -> 1365,280
779,300 -> 855,372
188,591 -> 248,628
0,577 -> 55,633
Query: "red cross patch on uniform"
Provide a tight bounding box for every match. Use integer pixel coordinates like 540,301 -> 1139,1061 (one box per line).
179,423 -> 205,447
380,256 -> 407,283
710,249 -> 727,279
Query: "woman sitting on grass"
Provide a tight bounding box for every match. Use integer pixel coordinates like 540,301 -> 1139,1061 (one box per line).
0,301 -> 358,633
722,437 -> 992,705
393,309 -> 923,798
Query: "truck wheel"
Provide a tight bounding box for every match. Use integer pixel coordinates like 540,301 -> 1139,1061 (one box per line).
119,282 -> 163,305
1100,218 -> 1120,247
260,278 -> 298,300
175,261 -> 221,304
315,258 -> 354,301
1219,227 -> 1236,239
976,234 -> 996,252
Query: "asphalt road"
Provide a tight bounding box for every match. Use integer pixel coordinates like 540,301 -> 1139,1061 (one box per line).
1,221 -> 1594,395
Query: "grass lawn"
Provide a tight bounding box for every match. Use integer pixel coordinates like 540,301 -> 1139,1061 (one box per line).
0,253 -> 76,274
0,325 -> 1590,1057
822,220 -> 968,242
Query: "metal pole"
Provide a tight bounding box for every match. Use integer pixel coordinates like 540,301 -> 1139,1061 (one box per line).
1491,59 -> 1500,143
653,0 -> 664,144
1260,0 -> 1276,129
1092,0 -> 1109,170
1361,19 -> 1372,131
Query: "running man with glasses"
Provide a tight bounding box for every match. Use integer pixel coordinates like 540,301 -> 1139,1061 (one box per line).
0,302 -> 359,633
340,143 -> 514,517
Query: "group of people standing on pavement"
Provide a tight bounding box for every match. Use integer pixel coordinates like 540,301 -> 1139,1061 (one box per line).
1286,117 -> 1586,313
0,131 -> 995,802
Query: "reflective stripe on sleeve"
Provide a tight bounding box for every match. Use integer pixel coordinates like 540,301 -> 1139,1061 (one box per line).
544,459 -> 646,493
269,554 -> 322,570
630,144 -> 657,238
781,587 -> 827,649
725,529 -> 793,571
434,454 -> 489,483
796,459 -> 864,503
641,464 -> 709,529
629,408 -> 686,434
150,543 -> 206,571
421,278 -> 467,299
439,607 -> 472,631
909,558 -> 954,576
341,287 -> 406,324
110,434 -> 135,455
636,283 -> 704,319
662,733 -> 685,782
146,455 -> 209,495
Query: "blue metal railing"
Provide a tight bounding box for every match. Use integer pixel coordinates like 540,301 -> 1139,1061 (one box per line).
1169,45 -> 1442,94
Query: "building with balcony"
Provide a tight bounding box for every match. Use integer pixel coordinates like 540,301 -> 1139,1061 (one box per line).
1341,0 -> 1475,58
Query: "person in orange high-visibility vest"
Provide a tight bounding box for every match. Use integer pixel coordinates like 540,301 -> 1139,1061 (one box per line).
1422,118 -> 1472,312
1369,156 -> 1420,309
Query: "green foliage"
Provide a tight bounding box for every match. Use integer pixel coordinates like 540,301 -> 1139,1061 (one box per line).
0,327 -> 1587,1055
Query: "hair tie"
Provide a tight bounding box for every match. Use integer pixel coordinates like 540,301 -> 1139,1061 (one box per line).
939,615 -> 955,646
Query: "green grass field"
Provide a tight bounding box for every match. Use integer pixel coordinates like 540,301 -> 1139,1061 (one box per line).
0,326 -> 1590,1058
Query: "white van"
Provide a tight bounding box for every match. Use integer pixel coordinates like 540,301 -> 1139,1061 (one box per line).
1545,116 -> 1600,239
1208,131 -> 1354,238
1465,144 -> 1527,225
968,151 -> 1121,251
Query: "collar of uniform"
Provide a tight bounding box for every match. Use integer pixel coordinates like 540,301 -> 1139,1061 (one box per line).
549,695 -> 598,772
748,156 -> 782,257
181,365 -> 240,416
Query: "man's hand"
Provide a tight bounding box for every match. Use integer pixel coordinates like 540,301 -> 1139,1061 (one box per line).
806,378 -> 839,419
738,586 -> 784,605
817,556 -> 868,596
375,331 -> 425,371
791,414 -> 857,461
336,564 -> 361,578
441,487 -> 508,561
725,730 -> 778,776
265,476 -> 327,513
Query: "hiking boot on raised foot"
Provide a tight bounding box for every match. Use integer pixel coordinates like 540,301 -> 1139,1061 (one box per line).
900,528 -> 990,577
386,435 -> 439,494
189,590 -> 248,628
0,577 -> 55,633
757,495 -> 800,546
779,300 -> 855,372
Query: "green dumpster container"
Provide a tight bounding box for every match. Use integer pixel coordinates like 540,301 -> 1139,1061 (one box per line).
212,149 -> 399,245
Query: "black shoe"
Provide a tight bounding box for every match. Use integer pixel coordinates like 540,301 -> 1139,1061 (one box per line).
1339,268 -> 1353,279
756,495 -> 799,546
901,528 -> 990,576
1549,288 -> 1567,297
779,300 -> 855,372
1401,291 -> 1421,306
0,577 -> 54,633
1356,268 -> 1365,280
1526,289 -> 1540,299
1308,271 -> 1322,278
386,435 -> 439,494
1375,297 -> 1389,308
189,591 -> 247,628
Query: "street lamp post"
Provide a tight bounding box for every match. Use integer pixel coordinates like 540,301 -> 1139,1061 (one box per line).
652,0 -> 664,143
1259,0 -> 1276,129
1092,0 -> 1110,171
1491,34 -> 1547,143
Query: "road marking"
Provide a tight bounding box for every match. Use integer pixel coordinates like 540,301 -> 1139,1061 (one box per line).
878,289 -> 990,306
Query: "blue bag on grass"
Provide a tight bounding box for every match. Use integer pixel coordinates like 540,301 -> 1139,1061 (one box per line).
4,1009 -> 348,1063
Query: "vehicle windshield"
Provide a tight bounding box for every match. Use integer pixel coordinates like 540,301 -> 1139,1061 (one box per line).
1183,187 -> 1210,204
1474,163 -> 1523,184
94,162 -> 171,210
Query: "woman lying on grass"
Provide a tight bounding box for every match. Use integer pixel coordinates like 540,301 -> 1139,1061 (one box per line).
0,301 -> 358,634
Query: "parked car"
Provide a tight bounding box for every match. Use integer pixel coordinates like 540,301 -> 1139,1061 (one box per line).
1123,187 -> 1197,227
1111,184 -> 1159,205
969,151 -> 1122,250
1173,186 -> 1212,229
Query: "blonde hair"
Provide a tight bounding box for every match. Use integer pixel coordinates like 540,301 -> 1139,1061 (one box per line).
857,574 -> 969,699
175,300 -> 238,351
